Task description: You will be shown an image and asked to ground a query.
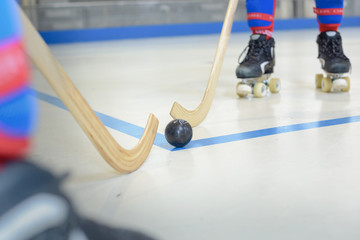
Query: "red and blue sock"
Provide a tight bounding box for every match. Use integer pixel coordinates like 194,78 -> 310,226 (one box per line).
0,1 -> 37,168
314,0 -> 344,32
245,0 -> 344,36
246,0 -> 277,38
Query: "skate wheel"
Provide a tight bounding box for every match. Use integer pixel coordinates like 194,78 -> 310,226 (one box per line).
321,77 -> 332,92
253,82 -> 267,98
315,74 -> 323,89
343,77 -> 350,92
332,78 -> 348,92
269,78 -> 281,93
236,82 -> 251,98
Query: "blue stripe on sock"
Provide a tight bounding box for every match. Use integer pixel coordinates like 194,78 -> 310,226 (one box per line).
0,0 -> 22,42
0,88 -> 37,137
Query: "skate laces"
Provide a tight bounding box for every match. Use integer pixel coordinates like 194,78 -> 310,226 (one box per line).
238,39 -> 266,64
321,35 -> 347,60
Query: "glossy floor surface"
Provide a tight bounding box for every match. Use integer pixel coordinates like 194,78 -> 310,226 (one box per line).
30,28 -> 360,240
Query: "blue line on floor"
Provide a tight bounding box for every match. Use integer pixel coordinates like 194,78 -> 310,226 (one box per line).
176,115 -> 360,151
32,90 -> 360,152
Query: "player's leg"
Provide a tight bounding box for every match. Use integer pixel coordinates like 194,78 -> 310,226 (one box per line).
0,2 -> 154,239
0,0 -> 37,166
235,0 -> 280,98
246,0 -> 276,38
236,0 -> 277,79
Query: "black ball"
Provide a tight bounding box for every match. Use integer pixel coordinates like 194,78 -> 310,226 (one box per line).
165,119 -> 193,148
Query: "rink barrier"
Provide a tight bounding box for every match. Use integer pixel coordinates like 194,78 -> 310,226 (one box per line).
39,17 -> 360,44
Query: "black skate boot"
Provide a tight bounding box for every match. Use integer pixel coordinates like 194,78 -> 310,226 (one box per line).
315,31 -> 351,92
235,34 -> 280,98
0,161 -> 155,240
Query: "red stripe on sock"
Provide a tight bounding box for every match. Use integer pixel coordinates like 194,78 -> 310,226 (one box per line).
0,131 -> 29,161
313,7 -> 343,16
247,12 -> 274,22
318,23 -> 341,32
0,40 -> 29,97
250,27 -> 273,38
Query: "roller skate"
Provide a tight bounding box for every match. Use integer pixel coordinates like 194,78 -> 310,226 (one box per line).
315,31 -> 351,93
0,161 -> 155,240
235,34 -> 280,98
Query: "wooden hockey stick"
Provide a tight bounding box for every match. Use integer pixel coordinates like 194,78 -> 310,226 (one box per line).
170,0 -> 239,127
19,8 -> 159,173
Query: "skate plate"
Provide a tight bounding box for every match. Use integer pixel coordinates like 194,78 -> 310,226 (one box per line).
315,72 -> 350,93
236,74 -> 281,98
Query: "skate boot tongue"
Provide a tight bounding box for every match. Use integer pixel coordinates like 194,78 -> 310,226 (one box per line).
250,34 -> 268,42
326,31 -> 337,37
251,34 -> 261,40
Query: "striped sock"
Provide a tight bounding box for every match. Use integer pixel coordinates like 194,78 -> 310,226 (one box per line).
246,0 -> 277,38
0,1 -> 37,165
314,0 -> 344,32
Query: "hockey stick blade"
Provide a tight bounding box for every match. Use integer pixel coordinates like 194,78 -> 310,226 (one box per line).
170,0 -> 239,127
19,8 -> 159,173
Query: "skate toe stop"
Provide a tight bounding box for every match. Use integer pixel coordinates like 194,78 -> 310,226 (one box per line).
236,83 -> 252,97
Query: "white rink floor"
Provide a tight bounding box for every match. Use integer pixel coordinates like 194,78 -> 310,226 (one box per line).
30,28 -> 360,240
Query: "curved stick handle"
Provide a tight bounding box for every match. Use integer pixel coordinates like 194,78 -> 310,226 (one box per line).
20,8 -> 159,173
170,0 -> 239,127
